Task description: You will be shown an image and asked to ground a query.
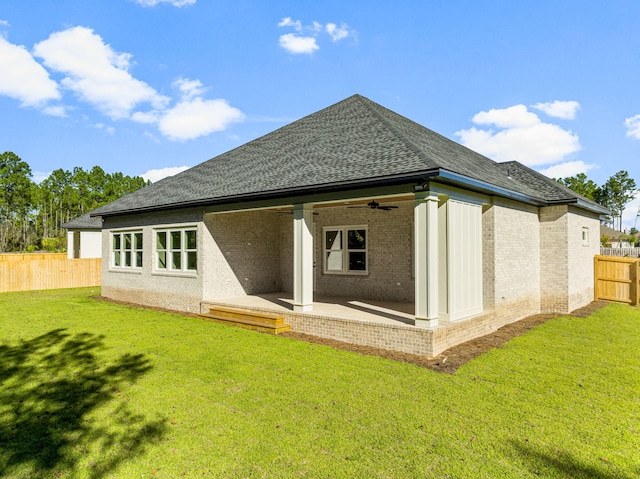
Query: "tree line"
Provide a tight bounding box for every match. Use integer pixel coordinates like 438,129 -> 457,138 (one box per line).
556,170 -> 637,232
1,151 -> 149,252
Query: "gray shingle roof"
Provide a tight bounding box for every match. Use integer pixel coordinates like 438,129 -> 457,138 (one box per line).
91,94 -> 607,217
61,213 -> 103,229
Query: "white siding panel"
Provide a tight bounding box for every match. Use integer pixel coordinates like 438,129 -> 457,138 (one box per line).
448,200 -> 483,321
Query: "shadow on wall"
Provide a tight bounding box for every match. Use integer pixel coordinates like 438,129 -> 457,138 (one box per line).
509,440 -> 638,479
0,329 -> 166,478
206,211 -> 287,295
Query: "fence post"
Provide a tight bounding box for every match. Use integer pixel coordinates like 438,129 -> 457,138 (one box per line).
631,259 -> 638,306
634,260 -> 640,306
594,255 -> 599,301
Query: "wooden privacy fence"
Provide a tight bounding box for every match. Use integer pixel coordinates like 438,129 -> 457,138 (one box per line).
0,253 -> 101,293
594,255 -> 640,305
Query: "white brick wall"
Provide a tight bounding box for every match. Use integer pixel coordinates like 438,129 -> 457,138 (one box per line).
485,198 -> 541,321
102,209 -> 204,313
313,201 -> 414,302
202,210 -> 285,300
99,193 -> 601,356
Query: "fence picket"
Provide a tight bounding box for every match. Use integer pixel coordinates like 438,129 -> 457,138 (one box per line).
0,254 -> 101,293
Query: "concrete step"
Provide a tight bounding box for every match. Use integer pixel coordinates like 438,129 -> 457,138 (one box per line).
200,305 -> 290,334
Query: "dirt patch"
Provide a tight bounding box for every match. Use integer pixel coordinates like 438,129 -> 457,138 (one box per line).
281,301 -> 610,374
93,295 -> 609,374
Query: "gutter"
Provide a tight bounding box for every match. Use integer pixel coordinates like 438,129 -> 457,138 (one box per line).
91,168 -> 609,218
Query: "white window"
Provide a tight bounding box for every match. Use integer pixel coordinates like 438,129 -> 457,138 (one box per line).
155,227 -> 197,272
324,226 -> 367,274
582,227 -> 589,246
112,231 -> 143,269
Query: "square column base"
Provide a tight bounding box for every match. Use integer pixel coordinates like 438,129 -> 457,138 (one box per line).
415,318 -> 439,328
294,304 -> 313,313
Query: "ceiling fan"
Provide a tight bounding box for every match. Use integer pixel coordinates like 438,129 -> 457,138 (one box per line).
348,200 -> 398,211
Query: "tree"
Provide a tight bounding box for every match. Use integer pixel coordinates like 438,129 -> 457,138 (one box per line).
0,152 -> 34,251
556,173 -> 600,201
0,152 -> 149,252
598,171 -> 637,231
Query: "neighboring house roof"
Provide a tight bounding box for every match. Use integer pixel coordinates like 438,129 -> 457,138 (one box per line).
600,225 -> 620,239
91,94 -> 609,218
600,225 -> 638,240
61,213 -> 103,230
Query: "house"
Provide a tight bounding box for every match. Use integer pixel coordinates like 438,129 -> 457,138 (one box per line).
61,213 -> 103,259
600,225 -> 637,248
90,95 -> 607,356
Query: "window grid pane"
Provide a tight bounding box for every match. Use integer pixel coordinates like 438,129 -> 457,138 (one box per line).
155,228 -> 196,272
324,227 -> 367,274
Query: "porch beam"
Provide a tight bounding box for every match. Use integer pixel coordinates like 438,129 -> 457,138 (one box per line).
293,204 -> 314,312
414,192 -> 439,328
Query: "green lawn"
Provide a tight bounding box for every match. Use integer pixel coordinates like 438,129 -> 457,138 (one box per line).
0,288 -> 638,479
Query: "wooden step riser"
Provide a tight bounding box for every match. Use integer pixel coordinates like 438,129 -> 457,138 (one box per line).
205,309 -> 287,326
202,315 -> 290,334
200,307 -> 290,334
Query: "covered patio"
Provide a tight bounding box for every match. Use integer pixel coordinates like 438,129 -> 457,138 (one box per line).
201,292 -> 500,357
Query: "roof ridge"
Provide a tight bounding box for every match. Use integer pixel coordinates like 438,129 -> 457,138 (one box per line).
352,95 -> 435,170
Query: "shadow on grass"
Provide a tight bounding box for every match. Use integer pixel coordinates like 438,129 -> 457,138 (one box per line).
510,439 -> 638,479
0,328 -> 167,478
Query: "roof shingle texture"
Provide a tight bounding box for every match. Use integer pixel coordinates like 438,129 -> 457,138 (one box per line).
92,94 -> 602,217
61,213 -> 102,229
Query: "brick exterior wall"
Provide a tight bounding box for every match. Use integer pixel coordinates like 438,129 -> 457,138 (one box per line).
566,207 -> 599,310
485,198 -> 541,321
203,210 -> 286,300
100,193 -> 600,357
101,208 -> 204,313
313,201 -> 414,302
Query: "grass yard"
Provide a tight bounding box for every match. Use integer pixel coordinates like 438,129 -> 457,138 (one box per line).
0,288 -> 638,479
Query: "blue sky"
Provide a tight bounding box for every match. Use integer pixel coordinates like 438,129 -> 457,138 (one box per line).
2,1 -> 640,224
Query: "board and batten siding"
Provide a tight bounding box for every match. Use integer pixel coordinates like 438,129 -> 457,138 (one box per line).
439,198 -> 483,321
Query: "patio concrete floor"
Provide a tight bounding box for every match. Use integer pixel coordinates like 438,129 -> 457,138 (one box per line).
205,292 -> 417,327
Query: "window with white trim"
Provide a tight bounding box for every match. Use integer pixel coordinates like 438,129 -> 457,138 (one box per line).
582,227 -> 589,246
112,231 -> 143,269
324,226 -> 367,274
155,227 -> 197,272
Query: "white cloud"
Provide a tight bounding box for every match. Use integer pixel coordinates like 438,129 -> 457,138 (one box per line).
94,123 -> 115,135
532,100 -> 580,120
471,104 -> 539,128
159,97 -> 245,141
621,193 -> 640,229
538,160 -> 596,179
131,110 -> 159,124
173,77 -> 206,100
278,17 -> 302,31
624,114 -> 640,140
2,26 -> 242,142
140,165 -> 190,182
456,104 -> 581,166
0,36 -> 60,107
43,105 -> 67,117
326,23 -> 350,42
278,18 -> 355,54
279,33 -> 319,54
0,20 -> 10,27
134,0 -> 196,6
33,26 -> 169,119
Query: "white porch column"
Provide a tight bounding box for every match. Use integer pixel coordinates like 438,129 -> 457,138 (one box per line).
293,204 -> 314,312
414,192 -> 439,328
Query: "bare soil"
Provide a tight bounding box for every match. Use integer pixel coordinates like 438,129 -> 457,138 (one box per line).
94,296 -> 609,375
